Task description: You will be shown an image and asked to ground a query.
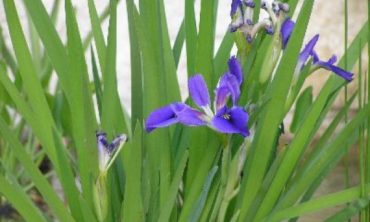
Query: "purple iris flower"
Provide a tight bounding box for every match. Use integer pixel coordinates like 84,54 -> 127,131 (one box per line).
295,34 -> 319,71
280,19 -> 353,82
311,51 -> 354,81
280,18 -> 295,49
145,56 -> 250,137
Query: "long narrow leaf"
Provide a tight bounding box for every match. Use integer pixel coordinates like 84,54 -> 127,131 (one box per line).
238,1 -> 315,220
0,175 -> 47,222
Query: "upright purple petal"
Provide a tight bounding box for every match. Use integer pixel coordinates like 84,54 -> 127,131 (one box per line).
228,56 -> 243,84
215,86 -> 230,112
211,106 -> 250,137
145,104 -> 179,132
171,103 -> 206,126
311,50 -> 320,63
280,18 -> 295,49
316,61 -> 354,82
188,74 -> 210,108
327,55 -> 337,65
231,0 -> 242,16
297,34 -> 319,70
215,73 -> 241,110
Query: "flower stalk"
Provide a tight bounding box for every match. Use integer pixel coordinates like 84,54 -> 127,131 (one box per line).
214,138 -> 250,222
93,173 -> 108,222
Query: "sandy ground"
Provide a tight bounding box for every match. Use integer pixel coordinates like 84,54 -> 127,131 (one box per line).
0,0 -> 368,221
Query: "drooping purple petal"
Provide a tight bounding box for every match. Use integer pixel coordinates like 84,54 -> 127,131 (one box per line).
215,73 -> 241,110
231,0 -> 242,16
316,61 -> 354,82
145,104 -> 179,132
280,18 -> 295,49
297,34 -> 319,70
171,103 -> 206,126
228,56 -> 243,84
145,103 -> 206,132
211,106 -> 250,137
188,74 -> 210,108
311,52 -> 353,82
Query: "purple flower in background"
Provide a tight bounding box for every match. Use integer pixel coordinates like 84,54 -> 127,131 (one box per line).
229,0 -> 245,32
311,51 -> 354,81
231,0 -> 242,16
230,1 -> 290,43
280,19 -> 353,82
280,18 -> 295,49
145,56 -> 250,137
295,34 -> 319,71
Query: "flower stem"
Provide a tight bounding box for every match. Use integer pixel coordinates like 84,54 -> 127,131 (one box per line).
208,137 -> 231,221
219,140 -> 231,211
93,172 -> 108,222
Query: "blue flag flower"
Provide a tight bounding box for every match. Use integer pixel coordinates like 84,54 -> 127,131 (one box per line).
280,18 -> 354,82
145,56 -> 250,137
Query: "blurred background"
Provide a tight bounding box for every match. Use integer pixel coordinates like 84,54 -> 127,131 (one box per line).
0,0 -> 367,109
0,0 -> 368,221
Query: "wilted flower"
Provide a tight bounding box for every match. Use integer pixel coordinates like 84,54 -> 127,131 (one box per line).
94,131 -> 127,222
96,131 -> 127,173
230,0 -> 289,43
145,56 -> 250,137
281,18 -> 354,81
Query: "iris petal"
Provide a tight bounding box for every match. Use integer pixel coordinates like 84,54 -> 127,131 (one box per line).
145,103 -> 206,133
145,104 -> 180,132
211,106 -> 250,137
316,61 -> 354,82
243,0 -> 255,8
231,0 -> 242,16
188,74 -> 210,108
311,50 -> 320,63
228,56 -> 243,84
312,52 -> 353,82
297,34 -> 319,70
327,55 -> 337,65
215,73 -> 241,110
281,18 -> 295,49
215,86 -> 230,111
171,103 -> 206,126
